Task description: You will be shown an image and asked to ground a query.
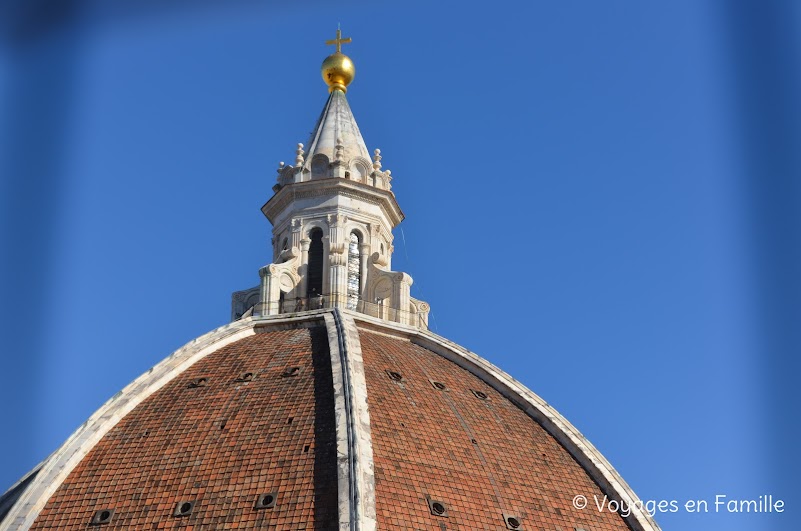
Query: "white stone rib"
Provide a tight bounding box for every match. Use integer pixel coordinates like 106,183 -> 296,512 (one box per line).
323,310 -> 376,531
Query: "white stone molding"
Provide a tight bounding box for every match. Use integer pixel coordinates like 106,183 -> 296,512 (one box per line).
321,233 -> 331,297
408,297 -> 430,329
262,179 -> 404,229
349,156 -> 371,184
344,222 -> 367,247
323,311 -> 377,531
358,242 -> 370,300
303,218 -> 330,239
291,218 -> 304,250
299,237 -> 310,297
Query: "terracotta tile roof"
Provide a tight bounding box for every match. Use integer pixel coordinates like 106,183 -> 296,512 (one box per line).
358,328 -> 633,531
30,325 -> 338,530
15,315 -> 649,530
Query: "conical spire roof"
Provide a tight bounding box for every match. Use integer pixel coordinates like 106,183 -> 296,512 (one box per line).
304,89 -> 371,168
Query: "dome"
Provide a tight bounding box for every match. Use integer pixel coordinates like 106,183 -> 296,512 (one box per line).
0,311 -> 657,530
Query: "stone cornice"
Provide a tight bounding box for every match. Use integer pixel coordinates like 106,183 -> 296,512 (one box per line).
262,178 -> 405,228
271,206 -> 391,241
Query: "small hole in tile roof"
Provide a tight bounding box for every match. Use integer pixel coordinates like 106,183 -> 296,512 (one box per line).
235,372 -> 254,382
90,508 -> 114,525
282,366 -> 300,377
288,417 -> 294,425
386,370 -> 403,381
174,501 -> 195,517
427,498 -> 448,517
471,389 -> 488,400
187,378 -> 207,388
504,514 -> 522,529
255,492 -> 277,509
304,444 -> 310,453
431,380 -> 446,390
471,438 -> 477,444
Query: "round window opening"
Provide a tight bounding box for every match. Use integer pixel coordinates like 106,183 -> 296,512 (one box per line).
507,516 -> 521,528
432,502 -> 445,515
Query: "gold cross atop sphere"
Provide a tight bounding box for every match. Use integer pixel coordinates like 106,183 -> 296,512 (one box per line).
321,27 -> 355,93
325,28 -> 352,54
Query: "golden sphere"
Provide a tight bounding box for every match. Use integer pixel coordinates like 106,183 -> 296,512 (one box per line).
321,52 -> 355,93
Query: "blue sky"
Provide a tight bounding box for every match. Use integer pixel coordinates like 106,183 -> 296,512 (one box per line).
1,2 -> 799,530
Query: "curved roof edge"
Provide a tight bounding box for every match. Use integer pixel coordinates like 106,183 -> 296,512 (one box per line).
346,309 -> 662,531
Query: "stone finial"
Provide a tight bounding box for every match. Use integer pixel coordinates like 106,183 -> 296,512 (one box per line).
295,143 -> 305,168
372,148 -> 382,171
335,137 -> 345,162
277,161 -> 285,175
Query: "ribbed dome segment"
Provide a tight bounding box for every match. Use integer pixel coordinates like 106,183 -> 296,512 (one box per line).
359,329 -> 632,531
28,324 -> 340,530
304,90 -> 371,167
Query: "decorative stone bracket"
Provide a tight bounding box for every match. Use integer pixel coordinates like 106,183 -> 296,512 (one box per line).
258,247 -> 302,316
363,253 -> 429,328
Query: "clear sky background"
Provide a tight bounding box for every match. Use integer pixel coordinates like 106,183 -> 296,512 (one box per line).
1,1 -> 799,530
